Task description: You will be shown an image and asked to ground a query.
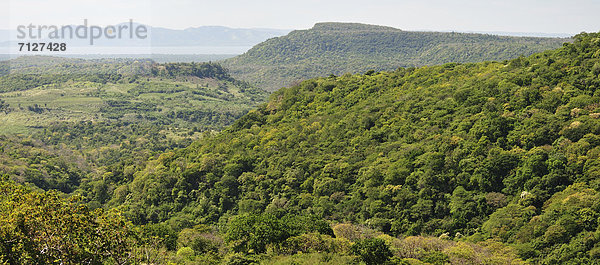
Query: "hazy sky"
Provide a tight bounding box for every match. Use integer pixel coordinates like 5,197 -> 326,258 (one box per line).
2,0 -> 599,34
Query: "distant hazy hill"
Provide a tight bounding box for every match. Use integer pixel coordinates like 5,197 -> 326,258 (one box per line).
0,25 -> 290,55
224,22 -> 570,91
150,26 -> 290,47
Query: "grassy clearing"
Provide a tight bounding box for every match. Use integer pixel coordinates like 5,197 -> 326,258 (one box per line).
0,76 -> 266,136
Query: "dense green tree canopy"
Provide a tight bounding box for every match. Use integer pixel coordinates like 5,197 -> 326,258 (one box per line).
117,32 -> 600,263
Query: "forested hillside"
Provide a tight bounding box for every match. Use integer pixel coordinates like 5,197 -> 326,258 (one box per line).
106,32 -> 600,264
224,22 -> 568,91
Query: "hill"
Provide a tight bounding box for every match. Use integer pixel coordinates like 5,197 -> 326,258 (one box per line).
114,32 -> 600,263
224,22 -> 569,91
0,57 -> 267,195
149,26 -> 291,47
0,56 -> 266,132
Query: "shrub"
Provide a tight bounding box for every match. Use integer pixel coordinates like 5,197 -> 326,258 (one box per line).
176,247 -> 195,260
223,253 -> 259,265
280,232 -> 351,254
421,251 -> 450,265
351,238 -> 393,265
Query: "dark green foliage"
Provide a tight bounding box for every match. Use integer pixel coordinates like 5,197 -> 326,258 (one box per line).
225,22 -> 568,90
421,251 -> 450,265
224,213 -> 332,253
141,223 -> 178,251
152,62 -> 231,80
351,238 -> 393,265
225,213 -> 285,253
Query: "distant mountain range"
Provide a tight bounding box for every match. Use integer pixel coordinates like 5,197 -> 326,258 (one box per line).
0,25 -> 291,55
223,22 -> 571,91
149,26 -> 291,47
